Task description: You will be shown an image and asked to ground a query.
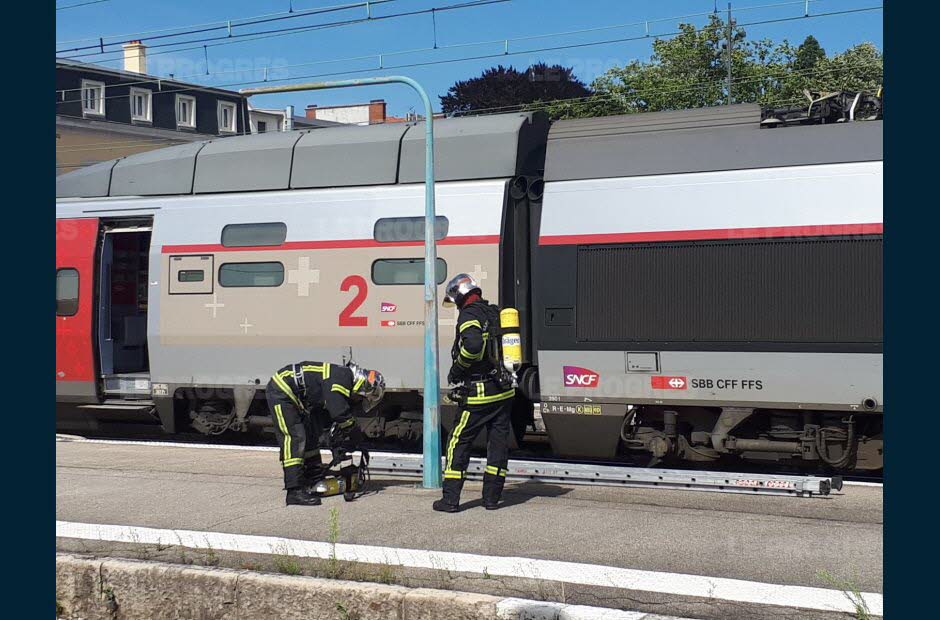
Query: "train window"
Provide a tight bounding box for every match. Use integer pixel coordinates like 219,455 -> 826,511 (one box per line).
219,262 -> 284,287
178,270 -> 205,283
371,258 -> 447,285
374,216 -> 448,243
221,222 -> 287,248
56,268 -> 79,316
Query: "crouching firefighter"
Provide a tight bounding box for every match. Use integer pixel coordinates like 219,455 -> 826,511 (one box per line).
266,360 -> 385,506
433,274 -> 515,513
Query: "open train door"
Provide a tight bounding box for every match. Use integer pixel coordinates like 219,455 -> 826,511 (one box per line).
56,217 -> 99,403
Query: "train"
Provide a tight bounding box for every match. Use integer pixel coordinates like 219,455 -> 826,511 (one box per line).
56,101 -> 883,473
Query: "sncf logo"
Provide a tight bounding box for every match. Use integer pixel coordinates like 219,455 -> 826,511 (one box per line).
563,366 -> 600,388
380,302 -> 397,313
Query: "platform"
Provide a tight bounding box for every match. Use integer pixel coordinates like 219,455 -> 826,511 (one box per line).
56,439 -> 883,619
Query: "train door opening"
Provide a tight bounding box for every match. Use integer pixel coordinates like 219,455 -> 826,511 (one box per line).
98,221 -> 152,398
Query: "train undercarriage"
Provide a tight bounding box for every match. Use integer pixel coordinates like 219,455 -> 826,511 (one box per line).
60,385 -> 882,475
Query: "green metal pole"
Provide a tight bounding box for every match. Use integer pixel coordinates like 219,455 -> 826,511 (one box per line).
241,77 -> 442,489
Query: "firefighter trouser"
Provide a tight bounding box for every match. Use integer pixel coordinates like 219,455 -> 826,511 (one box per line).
442,382 -> 514,506
265,381 -> 324,489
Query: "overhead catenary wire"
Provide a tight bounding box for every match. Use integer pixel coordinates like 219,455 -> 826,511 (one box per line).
57,0 -> 110,11
54,4 -> 884,110
57,0 -> 509,62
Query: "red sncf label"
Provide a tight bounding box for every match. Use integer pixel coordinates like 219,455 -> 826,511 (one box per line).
651,376 -> 688,390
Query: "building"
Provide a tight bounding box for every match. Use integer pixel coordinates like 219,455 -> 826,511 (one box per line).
248,105 -> 340,133
56,42 -> 250,174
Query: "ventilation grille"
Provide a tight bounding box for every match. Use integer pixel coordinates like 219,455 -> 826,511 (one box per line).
576,237 -> 882,344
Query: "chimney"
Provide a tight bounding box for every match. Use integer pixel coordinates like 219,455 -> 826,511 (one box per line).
305,104 -> 318,119
123,40 -> 147,74
368,99 -> 387,124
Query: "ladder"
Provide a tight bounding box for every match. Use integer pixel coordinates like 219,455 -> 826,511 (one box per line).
368,451 -> 838,497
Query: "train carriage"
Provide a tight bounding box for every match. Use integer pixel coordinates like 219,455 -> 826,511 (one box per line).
56,103 -> 882,472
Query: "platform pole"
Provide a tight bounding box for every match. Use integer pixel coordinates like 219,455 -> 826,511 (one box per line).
241,77 -> 441,489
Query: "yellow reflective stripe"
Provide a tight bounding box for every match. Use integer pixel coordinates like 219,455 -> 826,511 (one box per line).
276,370 -> 293,379
498,468 -> 508,477
443,470 -> 465,479
477,383 -> 484,399
272,374 -> 303,409
484,465 -> 499,475
331,384 -> 351,397
300,364 -> 323,374
467,388 -> 515,405
338,417 -> 355,429
324,363 -> 330,379
459,345 -> 484,361
446,410 -> 471,471
353,377 -> 365,393
273,404 -> 292,463
283,458 -> 303,468
456,357 -> 471,368
458,320 -> 481,333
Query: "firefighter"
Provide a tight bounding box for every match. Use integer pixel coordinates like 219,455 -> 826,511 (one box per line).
433,274 -> 515,513
266,360 -> 385,506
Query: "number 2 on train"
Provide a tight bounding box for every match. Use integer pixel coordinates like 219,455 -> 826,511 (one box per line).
339,275 -> 368,327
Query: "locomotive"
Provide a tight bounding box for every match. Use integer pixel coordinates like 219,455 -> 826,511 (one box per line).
56,101 -> 883,473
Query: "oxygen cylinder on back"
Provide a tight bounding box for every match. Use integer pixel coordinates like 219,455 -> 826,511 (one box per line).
500,308 -> 522,387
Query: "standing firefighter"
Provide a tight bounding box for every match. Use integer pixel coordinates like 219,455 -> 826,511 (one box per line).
266,360 -> 385,506
433,274 -> 515,513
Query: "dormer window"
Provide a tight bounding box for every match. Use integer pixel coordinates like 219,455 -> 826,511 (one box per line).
81,80 -> 105,116
176,94 -> 196,128
218,101 -> 236,134
129,88 -> 151,122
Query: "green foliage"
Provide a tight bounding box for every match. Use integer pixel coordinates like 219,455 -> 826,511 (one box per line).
440,63 -> 591,114
534,15 -> 882,120
817,569 -> 871,620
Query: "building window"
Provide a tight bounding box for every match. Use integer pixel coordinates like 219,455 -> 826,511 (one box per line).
176,94 -> 196,128
257,121 -> 267,133
218,101 -> 237,134
56,268 -> 80,316
221,222 -> 287,248
372,258 -> 447,286
129,88 -> 151,122
81,80 -> 105,116
374,216 -> 449,243
219,262 -> 284,287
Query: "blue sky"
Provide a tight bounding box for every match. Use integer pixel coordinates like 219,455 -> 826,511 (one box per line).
56,0 -> 883,116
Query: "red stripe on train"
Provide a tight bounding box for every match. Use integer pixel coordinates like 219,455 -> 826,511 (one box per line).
538,223 -> 883,246
162,234 -> 500,254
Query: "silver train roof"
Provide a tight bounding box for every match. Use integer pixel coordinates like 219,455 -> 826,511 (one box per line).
56,105 -> 882,199
56,112 -> 550,199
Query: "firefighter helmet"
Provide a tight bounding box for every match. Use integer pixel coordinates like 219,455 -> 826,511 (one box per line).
443,273 -> 482,308
347,362 -> 386,412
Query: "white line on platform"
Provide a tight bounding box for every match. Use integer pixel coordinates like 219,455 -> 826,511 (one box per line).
842,480 -> 883,487
56,520 -> 882,616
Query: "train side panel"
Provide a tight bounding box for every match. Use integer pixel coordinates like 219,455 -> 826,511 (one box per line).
147,180 -> 506,393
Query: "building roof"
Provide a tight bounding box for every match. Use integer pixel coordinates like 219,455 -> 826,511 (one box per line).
56,57 -> 245,98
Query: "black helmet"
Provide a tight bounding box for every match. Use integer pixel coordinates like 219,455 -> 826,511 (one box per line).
347,361 -> 385,412
443,273 -> 482,308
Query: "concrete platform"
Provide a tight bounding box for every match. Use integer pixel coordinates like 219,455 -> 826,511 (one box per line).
56,439 -> 883,619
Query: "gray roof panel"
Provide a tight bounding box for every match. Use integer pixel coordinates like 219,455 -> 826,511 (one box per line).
194,131 -> 303,194
110,141 -> 209,196
291,123 -> 407,188
398,113 -> 549,183
545,105 -> 882,181
56,159 -> 118,198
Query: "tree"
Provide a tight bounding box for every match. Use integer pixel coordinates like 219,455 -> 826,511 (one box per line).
538,15 -> 882,120
794,35 -> 825,71
440,63 -> 591,115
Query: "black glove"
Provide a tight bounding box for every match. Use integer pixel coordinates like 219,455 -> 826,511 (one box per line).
447,364 -> 465,386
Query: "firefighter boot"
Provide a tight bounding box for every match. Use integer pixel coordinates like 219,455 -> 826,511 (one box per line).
482,472 -> 505,510
286,487 -> 322,506
432,478 -> 464,513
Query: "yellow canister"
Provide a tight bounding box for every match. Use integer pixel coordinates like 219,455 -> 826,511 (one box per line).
500,308 -> 522,373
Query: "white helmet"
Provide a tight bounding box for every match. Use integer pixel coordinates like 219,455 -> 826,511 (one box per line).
443,273 -> 482,308
346,361 -> 386,412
